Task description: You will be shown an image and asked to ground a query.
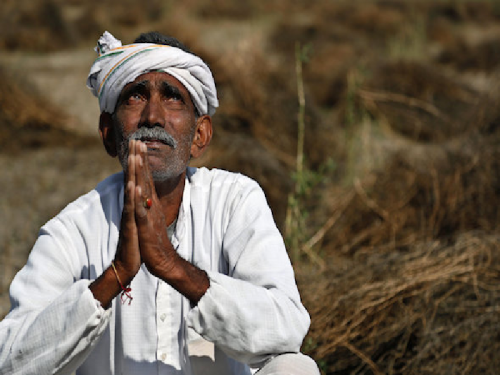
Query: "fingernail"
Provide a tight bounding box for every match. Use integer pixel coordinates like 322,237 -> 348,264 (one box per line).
141,143 -> 147,152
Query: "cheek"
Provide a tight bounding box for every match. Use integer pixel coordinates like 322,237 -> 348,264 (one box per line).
177,133 -> 195,157
171,110 -> 195,126
115,112 -> 139,133
171,113 -> 197,138
114,102 -> 145,124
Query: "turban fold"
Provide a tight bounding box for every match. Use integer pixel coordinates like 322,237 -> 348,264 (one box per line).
86,31 -> 219,116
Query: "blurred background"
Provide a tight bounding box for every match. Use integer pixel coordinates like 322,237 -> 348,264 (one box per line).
1,0 -> 500,373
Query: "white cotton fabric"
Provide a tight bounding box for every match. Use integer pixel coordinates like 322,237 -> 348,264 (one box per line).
0,168 -> 310,375
86,31 -> 219,116
255,353 -> 320,375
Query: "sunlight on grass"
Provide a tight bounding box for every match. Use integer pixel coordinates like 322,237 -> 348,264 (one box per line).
387,17 -> 429,61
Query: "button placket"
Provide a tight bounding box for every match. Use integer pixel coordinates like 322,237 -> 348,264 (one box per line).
156,281 -> 172,364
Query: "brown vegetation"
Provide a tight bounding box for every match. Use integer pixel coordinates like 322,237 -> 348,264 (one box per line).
1,1 -> 500,374
0,65 -> 97,152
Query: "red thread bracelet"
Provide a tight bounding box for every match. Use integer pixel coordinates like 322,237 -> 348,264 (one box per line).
111,261 -> 133,305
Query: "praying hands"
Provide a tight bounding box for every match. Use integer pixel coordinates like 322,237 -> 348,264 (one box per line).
90,140 -> 209,308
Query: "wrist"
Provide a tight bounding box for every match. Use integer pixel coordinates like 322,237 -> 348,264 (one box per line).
152,256 -> 209,305
110,261 -> 133,305
146,251 -> 180,280
89,265 -> 128,309
112,258 -> 137,287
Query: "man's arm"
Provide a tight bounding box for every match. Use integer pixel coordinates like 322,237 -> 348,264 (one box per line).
0,143 -> 147,373
185,176 -> 311,367
89,141 -> 142,308
0,225 -> 111,374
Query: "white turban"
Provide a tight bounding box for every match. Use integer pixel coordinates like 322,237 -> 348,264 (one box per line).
86,31 -> 219,116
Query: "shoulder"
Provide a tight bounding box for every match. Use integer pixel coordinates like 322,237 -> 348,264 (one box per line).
187,167 -> 260,192
31,172 -> 123,273
46,172 -> 123,229
186,167 -> 269,215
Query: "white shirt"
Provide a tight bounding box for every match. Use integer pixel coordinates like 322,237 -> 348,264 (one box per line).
0,167 -> 310,375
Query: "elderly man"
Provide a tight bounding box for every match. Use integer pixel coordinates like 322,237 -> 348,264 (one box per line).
0,31 -> 319,375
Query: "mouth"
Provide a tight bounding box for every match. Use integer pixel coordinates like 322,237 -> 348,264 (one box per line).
139,137 -> 173,150
129,128 -> 178,150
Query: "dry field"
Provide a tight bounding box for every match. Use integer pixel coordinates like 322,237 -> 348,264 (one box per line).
2,1 -> 500,374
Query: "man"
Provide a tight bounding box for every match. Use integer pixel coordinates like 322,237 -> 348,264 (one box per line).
0,31 -> 319,375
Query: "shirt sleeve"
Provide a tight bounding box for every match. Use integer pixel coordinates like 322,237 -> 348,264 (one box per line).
0,221 -> 112,375
186,179 -> 311,367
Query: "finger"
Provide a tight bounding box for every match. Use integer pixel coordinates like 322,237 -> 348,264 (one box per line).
121,180 -> 137,238
126,139 -> 137,189
135,141 -> 155,202
114,177 -> 141,279
134,185 -> 149,222
123,140 -> 137,215
134,143 -> 148,201
139,141 -> 154,187
117,177 -> 139,258
122,141 -> 137,237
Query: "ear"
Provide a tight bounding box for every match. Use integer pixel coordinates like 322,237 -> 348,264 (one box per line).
190,115 -> 213,159
99,112 -> 118,157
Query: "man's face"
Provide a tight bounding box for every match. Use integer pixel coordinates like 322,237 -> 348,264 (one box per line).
112,71 -> 198,182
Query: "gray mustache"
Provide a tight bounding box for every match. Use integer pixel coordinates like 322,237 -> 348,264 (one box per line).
129,127 -> 177,149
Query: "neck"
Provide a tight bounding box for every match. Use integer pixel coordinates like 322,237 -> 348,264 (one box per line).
154,170 -> 186,226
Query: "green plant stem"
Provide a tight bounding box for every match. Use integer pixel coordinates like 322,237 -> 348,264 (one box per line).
286,42 -> 307,263
295,42 -> 305,193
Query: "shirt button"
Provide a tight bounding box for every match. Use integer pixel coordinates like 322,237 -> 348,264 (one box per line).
161,353 -> 167,361
160,313 -> 166,322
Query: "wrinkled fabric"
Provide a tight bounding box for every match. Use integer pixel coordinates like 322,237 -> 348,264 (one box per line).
0,167 -> 310,375
86,31 -> 218,116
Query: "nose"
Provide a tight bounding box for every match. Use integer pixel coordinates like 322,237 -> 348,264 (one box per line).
141,94 -> 165,128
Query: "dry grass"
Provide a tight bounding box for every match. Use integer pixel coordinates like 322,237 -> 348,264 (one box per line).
302,232 -> 500,374
0,64 -> 96,152
359,60 -> 479,141
300,78 -> 500,372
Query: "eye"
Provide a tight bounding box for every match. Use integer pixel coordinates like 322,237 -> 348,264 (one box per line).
125,92 -> 144,105
161,83 -> 185,104
166,93 -> 182,102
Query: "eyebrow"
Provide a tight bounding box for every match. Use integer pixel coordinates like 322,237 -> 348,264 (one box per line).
118,81 -> 148,104
160,81 -> 184,101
